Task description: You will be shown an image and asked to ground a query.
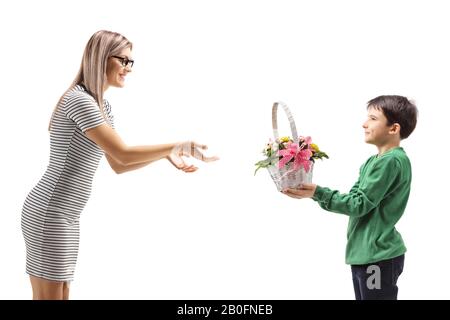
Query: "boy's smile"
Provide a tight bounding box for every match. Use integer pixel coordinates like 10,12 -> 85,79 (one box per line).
363,107 -> 398,147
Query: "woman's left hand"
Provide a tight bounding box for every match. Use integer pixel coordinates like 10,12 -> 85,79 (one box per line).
166,154 -> 198,172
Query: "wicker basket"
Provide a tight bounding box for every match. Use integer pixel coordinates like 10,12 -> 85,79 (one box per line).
268,102 -> 313,191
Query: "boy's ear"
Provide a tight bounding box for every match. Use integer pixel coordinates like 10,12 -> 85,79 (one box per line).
390,123 -> 401,135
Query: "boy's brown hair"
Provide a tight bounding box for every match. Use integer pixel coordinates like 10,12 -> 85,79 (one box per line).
367,95 -> 418,139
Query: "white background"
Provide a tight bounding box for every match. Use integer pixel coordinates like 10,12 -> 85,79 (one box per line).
1,0 -> 449,299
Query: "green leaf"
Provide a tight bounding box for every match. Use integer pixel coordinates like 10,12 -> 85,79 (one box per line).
254,155 -> 280,175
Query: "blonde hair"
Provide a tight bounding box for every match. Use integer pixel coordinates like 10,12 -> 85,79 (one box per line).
49,30 -> 132,130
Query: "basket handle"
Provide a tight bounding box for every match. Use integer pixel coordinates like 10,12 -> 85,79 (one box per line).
272,102 -> 299,145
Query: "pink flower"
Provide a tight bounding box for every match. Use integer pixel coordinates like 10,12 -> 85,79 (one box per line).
303,136 -> 312,144
300,136 -> 312,149
278,142 -> 312,172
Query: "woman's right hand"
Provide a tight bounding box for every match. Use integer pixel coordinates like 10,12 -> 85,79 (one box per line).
174,141 -> 219,161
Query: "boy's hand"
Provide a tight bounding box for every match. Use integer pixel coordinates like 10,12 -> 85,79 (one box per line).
282,184 -> 317,199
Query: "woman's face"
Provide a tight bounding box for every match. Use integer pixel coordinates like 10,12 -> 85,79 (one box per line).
105,47 -> 133,89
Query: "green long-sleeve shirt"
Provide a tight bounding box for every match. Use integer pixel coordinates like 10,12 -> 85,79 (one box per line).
312,147 -> 411,265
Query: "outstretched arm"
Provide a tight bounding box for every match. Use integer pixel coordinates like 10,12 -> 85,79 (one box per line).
105,154 -> 155,174
86,123 -> 175,165
282,157 -> 399,218
85,123 -> 218,172
105,154 -> 197,174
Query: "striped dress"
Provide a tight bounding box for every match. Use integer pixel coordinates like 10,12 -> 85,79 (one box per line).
21,84 -> 114,282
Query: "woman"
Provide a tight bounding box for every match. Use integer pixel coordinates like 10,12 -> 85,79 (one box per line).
21,30 -> 218,300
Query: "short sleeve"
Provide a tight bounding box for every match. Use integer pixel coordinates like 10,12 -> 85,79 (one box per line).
64,91 -> 105,132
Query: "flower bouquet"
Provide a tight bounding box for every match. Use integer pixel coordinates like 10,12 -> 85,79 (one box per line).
254,102 -> 328,191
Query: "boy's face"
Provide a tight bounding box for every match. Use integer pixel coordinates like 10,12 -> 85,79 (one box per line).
363,106 -> 399,146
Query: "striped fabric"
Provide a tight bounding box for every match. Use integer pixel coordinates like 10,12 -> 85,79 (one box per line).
21,85 -> 114,282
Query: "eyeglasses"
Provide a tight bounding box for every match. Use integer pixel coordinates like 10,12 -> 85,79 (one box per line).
111,55 -> 134,69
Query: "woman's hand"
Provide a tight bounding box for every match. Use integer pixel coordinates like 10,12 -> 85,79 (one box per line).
166,154 -> 198,172
167,141 -> 219,172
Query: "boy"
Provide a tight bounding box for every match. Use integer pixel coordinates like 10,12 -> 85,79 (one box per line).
282,95 -> 418,300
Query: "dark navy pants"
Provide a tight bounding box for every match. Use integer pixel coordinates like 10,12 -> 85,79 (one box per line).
351,254 -> 405,300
